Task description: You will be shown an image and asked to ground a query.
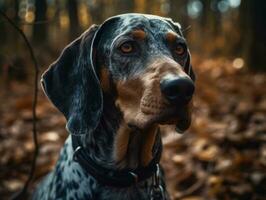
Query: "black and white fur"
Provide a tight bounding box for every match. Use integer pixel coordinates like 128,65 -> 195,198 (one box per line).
34,13 -> 195,200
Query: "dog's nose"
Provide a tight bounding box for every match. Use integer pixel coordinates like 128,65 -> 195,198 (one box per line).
160,75 -> 194,104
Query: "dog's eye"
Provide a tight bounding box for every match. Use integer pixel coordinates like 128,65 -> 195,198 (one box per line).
175,43 -> 186,56
119,42 -> 134,53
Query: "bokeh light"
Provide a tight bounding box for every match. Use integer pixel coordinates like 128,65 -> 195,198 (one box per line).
217,0 -> 230,13
187,0 -> 203,19
233,57 -> 245,69
228,0 -> 241,8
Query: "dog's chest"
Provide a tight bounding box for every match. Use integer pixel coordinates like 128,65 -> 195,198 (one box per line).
34,137 -> 96,199
34,137 -> 158,200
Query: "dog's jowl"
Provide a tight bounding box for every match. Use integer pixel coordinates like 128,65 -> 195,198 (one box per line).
33,13 -> 195,200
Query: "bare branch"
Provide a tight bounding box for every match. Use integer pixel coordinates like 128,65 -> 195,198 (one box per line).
0,10 -> 40,200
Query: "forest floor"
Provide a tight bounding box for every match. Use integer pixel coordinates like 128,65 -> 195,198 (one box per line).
0,56 -> 266,200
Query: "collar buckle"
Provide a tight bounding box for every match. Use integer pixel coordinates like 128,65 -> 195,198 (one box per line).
129,172 -> 138,184
72,135 -> 162,188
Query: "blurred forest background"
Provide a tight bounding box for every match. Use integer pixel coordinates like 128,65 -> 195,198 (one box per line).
0,0 -> 266,199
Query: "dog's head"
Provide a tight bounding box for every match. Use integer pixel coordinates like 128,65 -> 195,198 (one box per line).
42,14 -> 195,136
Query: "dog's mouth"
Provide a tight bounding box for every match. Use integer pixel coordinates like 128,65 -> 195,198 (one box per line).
128,100 -> 192,133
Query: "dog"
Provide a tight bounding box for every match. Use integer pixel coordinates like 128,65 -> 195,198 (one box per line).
33,13 -> 195,200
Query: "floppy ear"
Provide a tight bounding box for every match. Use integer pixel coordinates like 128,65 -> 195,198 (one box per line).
166,19 -> 196,82
42,15 -> 120,135
41,25 -> 102,135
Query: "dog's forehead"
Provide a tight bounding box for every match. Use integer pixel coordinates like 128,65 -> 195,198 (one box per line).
117,14 -> 174,33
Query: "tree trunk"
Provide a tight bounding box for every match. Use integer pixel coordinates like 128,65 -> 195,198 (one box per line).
0,3 -> 7,45
114,0 -> 134,14
241,0 -> 266,71
33,0 -> 47,43
87,0 -> 105,24
67,0 -> 80,40
201,0 -> 221,37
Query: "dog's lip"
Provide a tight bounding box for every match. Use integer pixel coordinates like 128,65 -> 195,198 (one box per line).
129,104 -> 190,130
147,105 -> 189,124
141,101 -> 189,119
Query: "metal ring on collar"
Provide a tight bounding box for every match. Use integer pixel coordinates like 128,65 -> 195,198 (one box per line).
73,146 -> 82,162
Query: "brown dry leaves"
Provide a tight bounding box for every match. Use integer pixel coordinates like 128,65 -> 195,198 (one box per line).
161,56 -> 266,200
0,56 -> 266,199
0,83 -> 67,198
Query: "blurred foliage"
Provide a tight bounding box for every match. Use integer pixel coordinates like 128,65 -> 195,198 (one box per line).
0,0 -> 265,77
1,56 -> 265,199
0,0 -> 266,199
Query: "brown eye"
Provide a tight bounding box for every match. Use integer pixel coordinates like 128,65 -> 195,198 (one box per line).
175,44 -> 186,55
120,42 -> 134,53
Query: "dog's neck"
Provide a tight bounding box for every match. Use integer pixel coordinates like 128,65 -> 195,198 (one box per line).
82,93 -> 161,170
113,122 -> 160,169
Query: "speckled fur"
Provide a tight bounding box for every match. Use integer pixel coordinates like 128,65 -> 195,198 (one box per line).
34,93 -> 169,199
33,137 -> 169,200
33,13 -> 194,200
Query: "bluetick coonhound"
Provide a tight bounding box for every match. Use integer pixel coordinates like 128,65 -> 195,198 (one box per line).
33,13 -> 195,200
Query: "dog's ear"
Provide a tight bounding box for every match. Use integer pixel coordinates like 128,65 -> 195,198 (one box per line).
41,15 -> 120,135
41,25 -> 101,135
165,19 -> 196,82
42,17 -> 120,135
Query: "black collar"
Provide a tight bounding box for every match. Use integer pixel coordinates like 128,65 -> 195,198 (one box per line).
71,135 -> 162,188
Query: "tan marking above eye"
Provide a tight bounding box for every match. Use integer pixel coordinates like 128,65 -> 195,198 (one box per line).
166,31 -> 178,43
131,29 -> 146,40
166,32 -> 186,56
